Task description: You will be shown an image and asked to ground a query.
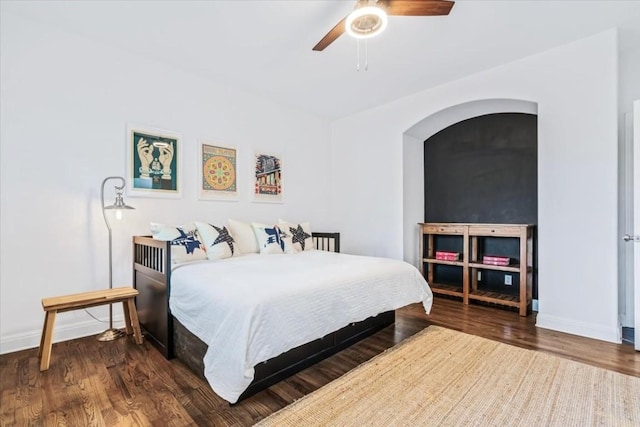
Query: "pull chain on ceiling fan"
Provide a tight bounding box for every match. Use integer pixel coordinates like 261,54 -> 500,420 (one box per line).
356,38 -> 369,71
312,0 -> 455,52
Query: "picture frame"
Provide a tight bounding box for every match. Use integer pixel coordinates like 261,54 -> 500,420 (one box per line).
252,151 -> 283,203
199,141 -> 238,201
126,124 -> 181,198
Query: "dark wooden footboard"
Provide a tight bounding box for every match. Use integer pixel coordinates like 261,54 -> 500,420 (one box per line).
133,231 -> 396,402
133,236 -> 173,358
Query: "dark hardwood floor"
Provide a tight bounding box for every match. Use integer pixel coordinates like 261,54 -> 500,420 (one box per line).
1,297 -> 638,426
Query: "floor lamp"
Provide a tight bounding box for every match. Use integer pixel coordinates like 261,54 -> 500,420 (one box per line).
97,176 -> 135,342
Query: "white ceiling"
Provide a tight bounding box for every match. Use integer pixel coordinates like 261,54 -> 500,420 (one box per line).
4,0 -> 640,119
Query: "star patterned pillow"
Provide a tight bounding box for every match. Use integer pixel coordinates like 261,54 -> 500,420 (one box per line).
251,223 -> 293,255
194,221 -> 237,260
278,220 -> 314,253
150,222 -> 208,265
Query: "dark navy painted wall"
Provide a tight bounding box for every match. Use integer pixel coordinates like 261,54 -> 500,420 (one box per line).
424,113 -> 538,299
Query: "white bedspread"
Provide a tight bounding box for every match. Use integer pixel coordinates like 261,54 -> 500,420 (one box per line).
169,250 -> 432,403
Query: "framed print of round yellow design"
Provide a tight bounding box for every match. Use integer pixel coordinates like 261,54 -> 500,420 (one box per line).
204,156 -> 235,190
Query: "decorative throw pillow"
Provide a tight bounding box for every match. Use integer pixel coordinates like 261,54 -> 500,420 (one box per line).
194,221 -> 237,260
150,222 -> 208,265
227,219 -> 259,254
251,222 -> 292,255
278,220 -> 314,252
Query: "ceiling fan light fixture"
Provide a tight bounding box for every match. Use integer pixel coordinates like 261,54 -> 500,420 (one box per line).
345,6 -> 388,39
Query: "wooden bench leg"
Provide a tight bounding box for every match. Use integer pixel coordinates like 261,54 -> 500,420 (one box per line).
122,301 -> 133,335
39,310 -> 57,371
126,298 -> 143,345
38,313 -> 47,358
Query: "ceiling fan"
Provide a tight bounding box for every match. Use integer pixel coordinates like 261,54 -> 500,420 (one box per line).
312,0 -> 455,51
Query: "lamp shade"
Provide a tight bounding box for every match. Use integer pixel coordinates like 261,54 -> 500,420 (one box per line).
103,193 -> 135,211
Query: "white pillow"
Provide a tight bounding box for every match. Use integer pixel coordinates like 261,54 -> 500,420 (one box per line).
194,221 -> 237,260
150,222 -> 208,265
227,219 -> 259,254
251,222 -> 292,255
278,219 -> 314,252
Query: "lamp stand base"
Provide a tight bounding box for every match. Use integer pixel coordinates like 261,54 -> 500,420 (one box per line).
96,328 -> 126,342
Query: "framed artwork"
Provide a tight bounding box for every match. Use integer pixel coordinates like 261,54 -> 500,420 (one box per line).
127,124 -> 181,198
253,151 -> 283,203
199,141 -> 238,201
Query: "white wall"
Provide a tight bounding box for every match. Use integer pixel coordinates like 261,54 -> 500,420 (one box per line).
0,13 -> 332,353
331,29 -> 620,343
402,134 -> 424,268
617,47 -> 640,327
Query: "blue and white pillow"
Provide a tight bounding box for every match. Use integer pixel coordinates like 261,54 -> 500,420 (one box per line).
194,221 -> 237,260
278,220 -> 313,253
150,222 -> 208,265
251,223 -> 292,254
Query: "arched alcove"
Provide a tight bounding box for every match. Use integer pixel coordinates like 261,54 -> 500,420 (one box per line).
402,99 -> 538,270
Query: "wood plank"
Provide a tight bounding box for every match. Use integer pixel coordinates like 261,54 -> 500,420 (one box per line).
423,257 -> 465,267
42,287 -> 138,312
469,291 -> 520,307
430,282 -> 464,297
468,262 -> 522,273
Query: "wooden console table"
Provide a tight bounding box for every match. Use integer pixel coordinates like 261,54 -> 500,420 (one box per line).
419,222 -> 534,316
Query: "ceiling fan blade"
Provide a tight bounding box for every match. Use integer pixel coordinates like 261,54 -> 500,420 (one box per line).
312,17 -> 347,51
384,0 -> 454,16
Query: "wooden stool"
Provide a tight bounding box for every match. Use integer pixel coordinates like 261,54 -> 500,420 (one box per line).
38,287 -> 143,371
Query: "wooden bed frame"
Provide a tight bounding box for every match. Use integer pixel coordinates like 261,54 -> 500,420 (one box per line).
132,233 -> 395,401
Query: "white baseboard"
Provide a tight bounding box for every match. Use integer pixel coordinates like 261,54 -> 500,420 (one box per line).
0,315 -> 125,355
536,313 -> 620,344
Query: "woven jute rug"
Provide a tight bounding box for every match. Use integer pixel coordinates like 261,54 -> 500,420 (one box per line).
255,326 -> 640,427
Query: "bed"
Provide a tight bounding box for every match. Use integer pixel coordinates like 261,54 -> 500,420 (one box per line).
133,232 -> 432,403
